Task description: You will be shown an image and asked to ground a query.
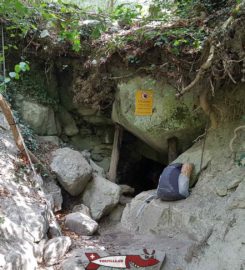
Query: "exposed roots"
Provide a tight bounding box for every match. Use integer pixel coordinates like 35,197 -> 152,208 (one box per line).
176,44 -> 215,98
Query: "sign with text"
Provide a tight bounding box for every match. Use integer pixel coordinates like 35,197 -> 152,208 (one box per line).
135,90 -> 153,116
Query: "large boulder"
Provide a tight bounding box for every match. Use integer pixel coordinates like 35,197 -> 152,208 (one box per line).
21,100 -> 57,135
50,148 -> 93,196
82,175 -> 121,220
112,76 -> 205,154
121,190 -> 213,242
65,212 -> 98,235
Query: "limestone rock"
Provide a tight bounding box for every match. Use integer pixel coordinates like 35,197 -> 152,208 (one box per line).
34,239 -> 47,264
119,195 -> 133,205
72,204 -> 91,217
121,191 -> 213,242
3,242 -> 37,270
57,107 -> 79,136
227,180 -> 245,209
61,257 -> 85,270
48,220 -> 62,238
89,159 -> 106,177
39,136 -> 61,146
43,236 -> 72,266
21,100 -> 57,135
50,148 -> 92,196
82,175 -> 121,220
0,112 -> 10,130
65,212 -> 98,235
43,178 -> 63,212
215,186 -> 228,197
172,141 -> 212,187
112,76 -> 205,154
108,205 -> 125,222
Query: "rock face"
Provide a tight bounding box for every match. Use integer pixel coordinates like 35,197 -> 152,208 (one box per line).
121,123 -> 245,270
21,100 -> 57,135
43,178 -> 63,212
65,212 -> 98,235
50,148 -> 93,196
43,236 -> 72,266
0,111 -> 54,269
61,257 -> 85,270
173,141 -> 212,187
112,76 -> 205,154
82,175 -> 121,220
57,106 -> 79,137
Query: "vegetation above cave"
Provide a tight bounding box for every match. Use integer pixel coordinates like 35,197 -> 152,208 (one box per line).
0,0 -> 245,112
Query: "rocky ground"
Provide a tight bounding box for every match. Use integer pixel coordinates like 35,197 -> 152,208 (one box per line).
0,106 -> 244,270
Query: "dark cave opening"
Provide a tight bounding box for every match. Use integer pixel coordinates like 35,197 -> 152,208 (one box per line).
117,131 -> 166,195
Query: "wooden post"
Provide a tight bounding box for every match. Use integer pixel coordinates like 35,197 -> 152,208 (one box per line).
108,124 -> 123,182
168,137 -> 178,164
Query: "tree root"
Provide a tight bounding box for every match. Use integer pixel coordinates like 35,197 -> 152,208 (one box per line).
176,45 -> 215,98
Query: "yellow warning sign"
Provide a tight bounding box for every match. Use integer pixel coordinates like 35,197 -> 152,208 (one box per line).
135,90 -> 153,116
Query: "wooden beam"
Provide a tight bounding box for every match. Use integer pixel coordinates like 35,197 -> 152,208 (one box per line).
108,124 -> 123,182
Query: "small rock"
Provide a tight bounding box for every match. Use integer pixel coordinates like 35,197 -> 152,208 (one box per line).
72,204 -> 91,217
50,148 -> 92,196
43,236 -> 72,266
82,175 -> 121,220
65,212 -> 98,236
215,186 -> 228,197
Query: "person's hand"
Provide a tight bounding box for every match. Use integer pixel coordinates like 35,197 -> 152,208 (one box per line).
181,163 -> 193,177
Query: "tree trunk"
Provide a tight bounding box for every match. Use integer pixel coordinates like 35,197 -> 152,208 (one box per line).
108,124 -> 123,182
0,94 -> 26,154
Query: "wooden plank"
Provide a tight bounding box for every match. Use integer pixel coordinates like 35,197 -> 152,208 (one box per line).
108,124 -> 123,182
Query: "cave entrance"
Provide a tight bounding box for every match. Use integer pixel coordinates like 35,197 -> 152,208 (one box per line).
117,131 -> 166,195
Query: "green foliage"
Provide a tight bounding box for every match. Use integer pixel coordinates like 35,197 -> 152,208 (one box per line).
9,73 -> 58,108
148,0 -> 173,21
128,55 -> 140,64
0,0 -> 108,53
110,4 -> 142,25
153,27 -> 206,54
0,62 -> 30,93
